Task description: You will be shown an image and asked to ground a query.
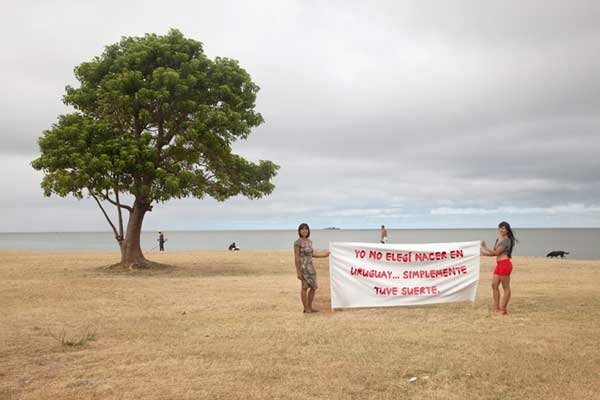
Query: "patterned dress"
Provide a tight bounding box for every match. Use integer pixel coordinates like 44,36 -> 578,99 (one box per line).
294,238 -> 318,289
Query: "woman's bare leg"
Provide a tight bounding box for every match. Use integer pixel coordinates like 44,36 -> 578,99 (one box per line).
301,288 -> 309,312
500,275 -> 511,313
307,288 -> 317,312
491,274 -> 501,311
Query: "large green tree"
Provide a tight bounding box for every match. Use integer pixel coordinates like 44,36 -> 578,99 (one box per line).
32,30 -> 279,268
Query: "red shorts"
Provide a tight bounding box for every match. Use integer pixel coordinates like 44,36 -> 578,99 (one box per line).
494,259 -> 513,276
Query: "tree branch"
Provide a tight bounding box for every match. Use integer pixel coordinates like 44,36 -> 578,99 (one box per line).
115,190 -> 124,240
103,190 -> 133,212
89,190 -> 121,242
105,196 -> 134,212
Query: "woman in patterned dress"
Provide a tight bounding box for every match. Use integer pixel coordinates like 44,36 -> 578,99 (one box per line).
481,221 -> 517,315
294,223 -> 330,313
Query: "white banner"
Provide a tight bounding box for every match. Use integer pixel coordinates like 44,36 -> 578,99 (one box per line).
329,241 -> 480,309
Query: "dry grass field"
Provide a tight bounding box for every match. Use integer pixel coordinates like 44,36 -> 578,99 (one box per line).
1,250 -> 599,399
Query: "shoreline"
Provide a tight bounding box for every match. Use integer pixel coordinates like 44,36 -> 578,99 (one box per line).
3,228 -> 599,259
2,226 -> 600,234
1,250 -> 598,262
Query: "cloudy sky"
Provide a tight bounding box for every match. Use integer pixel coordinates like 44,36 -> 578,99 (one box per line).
2,0 -> 599,232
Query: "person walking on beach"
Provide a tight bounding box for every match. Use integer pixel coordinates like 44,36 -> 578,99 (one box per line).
380,225 -> 388,244
157,232 -> 166,252
294,223 -> 330,313
481,221 -> 517,315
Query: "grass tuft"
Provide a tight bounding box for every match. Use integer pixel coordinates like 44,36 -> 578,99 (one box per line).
48,326 -> 96,347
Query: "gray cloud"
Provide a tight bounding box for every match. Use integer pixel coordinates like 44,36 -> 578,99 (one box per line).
1,0 -> 599,231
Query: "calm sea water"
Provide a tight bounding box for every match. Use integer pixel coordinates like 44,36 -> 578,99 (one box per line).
0,229 -> 599,260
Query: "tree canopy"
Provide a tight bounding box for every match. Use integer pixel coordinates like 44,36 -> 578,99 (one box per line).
32,29 -> 279,266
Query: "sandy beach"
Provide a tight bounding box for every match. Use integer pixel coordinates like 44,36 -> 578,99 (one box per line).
1,251 -> 599,399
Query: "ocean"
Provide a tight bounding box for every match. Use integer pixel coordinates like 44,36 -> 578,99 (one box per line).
0,228 -> 598,260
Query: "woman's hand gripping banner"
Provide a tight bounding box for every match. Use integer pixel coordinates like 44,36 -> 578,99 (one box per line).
329,241 -> 480,309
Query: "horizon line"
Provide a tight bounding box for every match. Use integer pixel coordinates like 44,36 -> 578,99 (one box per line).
1,226 -> 599,234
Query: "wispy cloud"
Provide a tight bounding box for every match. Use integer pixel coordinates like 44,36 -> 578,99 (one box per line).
431,204 -> 600,216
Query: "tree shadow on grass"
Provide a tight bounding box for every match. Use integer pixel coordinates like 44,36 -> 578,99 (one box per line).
95,260 -> 286,278
96,260 -> 176,275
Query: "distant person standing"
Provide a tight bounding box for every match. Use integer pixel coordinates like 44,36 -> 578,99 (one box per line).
380,225 -> 388,244
157,232 -> 167,252
481,221 -> 517,315
294,223 -> 330,313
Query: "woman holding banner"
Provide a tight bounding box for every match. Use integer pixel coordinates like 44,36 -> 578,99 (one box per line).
294,223 -> 330,313
481,221 -> 517,315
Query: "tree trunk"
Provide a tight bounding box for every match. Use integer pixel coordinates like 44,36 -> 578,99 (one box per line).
119,201 -> 148,268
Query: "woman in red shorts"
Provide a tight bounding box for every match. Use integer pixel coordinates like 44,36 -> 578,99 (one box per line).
481,221 -> 517,315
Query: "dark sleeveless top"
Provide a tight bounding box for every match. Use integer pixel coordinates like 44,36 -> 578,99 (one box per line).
494,238 -> 512,256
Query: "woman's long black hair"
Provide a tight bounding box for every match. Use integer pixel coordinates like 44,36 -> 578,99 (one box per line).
498,221 -> 517,258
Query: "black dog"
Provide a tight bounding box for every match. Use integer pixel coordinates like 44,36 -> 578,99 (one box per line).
546,251 -> 569,259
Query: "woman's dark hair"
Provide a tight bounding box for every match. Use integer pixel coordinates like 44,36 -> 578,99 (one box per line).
298,223 -> 310,238
498,221 -> 517,258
